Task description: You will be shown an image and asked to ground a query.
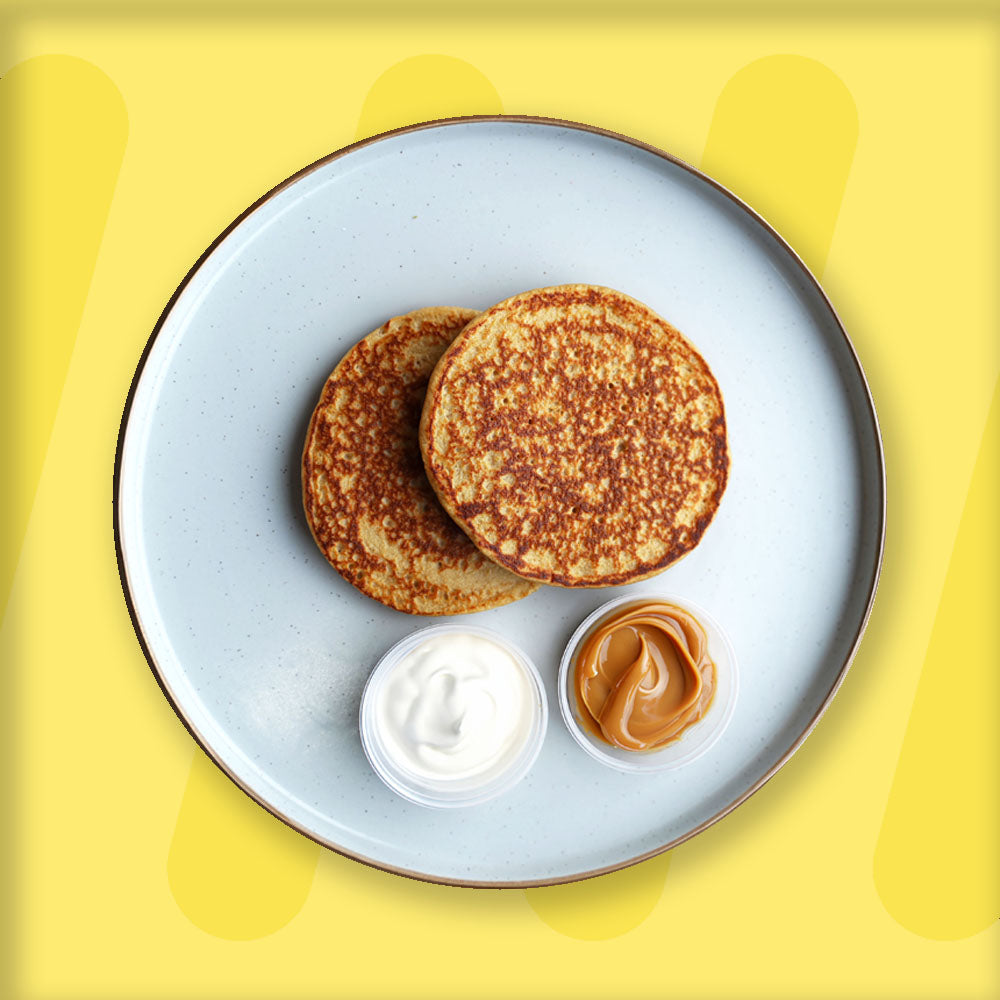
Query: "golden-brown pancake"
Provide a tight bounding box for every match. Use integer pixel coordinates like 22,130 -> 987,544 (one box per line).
303,307 -> 538,614
419,285 -> 729,587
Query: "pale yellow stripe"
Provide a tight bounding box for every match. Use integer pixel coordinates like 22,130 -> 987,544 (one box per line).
874,375 -> 999,939
529,55 -> 858,940
526,854 -> 671,939
0,55 -> 127,613
701,54 -> 858,277
166,54 -> 503,936
354,54 -> 502,140
167,751 -> 319,940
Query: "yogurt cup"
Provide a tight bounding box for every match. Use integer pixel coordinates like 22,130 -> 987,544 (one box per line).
360,624 -> 548,807
558,595 -> 738,773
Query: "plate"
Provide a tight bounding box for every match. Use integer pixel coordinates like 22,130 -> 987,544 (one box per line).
115,117 -> 884,886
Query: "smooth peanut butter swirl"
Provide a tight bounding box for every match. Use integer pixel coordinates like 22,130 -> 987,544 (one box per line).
574,602 -> 716,751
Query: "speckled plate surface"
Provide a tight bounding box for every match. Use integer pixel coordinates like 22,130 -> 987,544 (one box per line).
115,117 -> 884,886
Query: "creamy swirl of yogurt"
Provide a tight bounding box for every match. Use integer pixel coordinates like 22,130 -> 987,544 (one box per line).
374,633 -> 538,784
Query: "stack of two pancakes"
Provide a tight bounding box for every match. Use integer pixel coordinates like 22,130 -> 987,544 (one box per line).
302,286 -> 729,615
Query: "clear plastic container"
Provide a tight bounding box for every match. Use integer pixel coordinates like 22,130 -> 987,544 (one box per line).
360,624 -> 548,807
558,595 -> 738,773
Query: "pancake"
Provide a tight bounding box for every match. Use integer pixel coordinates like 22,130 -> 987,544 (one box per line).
302,307 -> 538,615
419,285 -> 729,587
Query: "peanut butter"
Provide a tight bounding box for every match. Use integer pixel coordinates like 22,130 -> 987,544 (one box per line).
574,601 -> 716,751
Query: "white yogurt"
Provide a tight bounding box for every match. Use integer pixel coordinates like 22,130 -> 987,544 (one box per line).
375,633 -> 536,782
360,626 -> 547,807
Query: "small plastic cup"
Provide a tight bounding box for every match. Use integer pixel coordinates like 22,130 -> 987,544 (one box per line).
558,594 -> 738,773
360,624 -> 548,807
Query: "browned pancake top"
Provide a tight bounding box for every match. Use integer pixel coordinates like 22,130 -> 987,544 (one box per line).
302,307 -> 538,614
419,286 -> 729,587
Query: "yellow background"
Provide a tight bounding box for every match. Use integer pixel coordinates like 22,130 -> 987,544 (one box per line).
3,1 -> 997,997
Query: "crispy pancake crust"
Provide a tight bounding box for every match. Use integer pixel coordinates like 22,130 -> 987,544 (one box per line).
302,307 -> 538,614
419,286 -> 729,587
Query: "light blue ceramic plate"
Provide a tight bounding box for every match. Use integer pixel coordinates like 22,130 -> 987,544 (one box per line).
115,117 -> 884,886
